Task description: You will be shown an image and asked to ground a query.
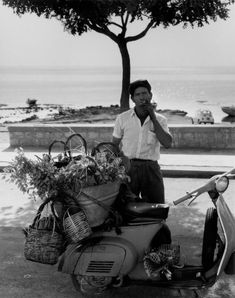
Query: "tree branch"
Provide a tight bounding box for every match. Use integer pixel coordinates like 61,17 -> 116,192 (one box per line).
121,12 -> 125,26
121,11 -> 130,27
107,21 -> 123,29
87,21 -> 119,43
126,19 -> 155,43
118,11 -> 130,38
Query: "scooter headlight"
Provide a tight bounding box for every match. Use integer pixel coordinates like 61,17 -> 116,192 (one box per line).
216,176 -> 229,193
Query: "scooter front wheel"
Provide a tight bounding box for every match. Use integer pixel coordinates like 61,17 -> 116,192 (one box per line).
202,207 -> 218,270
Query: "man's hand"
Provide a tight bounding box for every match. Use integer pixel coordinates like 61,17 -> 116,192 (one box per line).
121,155 -> 131,173
142,102 -> 156,119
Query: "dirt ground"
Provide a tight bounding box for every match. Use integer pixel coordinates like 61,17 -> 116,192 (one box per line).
1,177 -> 235,297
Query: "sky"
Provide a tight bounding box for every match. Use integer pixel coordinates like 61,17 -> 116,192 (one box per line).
0,2 -> 235,68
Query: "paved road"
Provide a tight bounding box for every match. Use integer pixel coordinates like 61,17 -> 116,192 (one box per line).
0,176 -> 235,297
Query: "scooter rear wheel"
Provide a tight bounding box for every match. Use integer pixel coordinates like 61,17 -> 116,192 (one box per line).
202,207 -> 218,270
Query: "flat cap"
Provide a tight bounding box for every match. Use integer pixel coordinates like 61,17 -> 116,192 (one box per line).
129,80 -> 151,96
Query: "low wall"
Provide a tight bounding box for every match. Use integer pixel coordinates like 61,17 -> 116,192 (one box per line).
170,124 -> 235,149
7,124 -> 114,149
7,123 -> 235,150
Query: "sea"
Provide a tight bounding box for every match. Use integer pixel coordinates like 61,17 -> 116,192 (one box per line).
1,65 -> 235,123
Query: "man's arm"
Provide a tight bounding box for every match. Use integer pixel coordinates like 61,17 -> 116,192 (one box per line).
112,136 -> 131,172
146,105 -> 172,148
112,136 -> 122,148
151,115 -> 172,148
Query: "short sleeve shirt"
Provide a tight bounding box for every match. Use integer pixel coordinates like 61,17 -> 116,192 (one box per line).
113,108 -> 169,161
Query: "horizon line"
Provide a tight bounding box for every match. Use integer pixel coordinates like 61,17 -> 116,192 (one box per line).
0,65 -> 235,69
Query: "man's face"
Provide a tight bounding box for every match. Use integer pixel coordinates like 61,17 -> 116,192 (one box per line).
131,86 -> 152,107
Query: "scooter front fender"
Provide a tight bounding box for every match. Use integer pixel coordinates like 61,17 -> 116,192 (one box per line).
216,194 -> 235,276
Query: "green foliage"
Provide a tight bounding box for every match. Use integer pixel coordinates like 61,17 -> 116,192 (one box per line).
3,148 -> 127,201
3,0 -> 234,35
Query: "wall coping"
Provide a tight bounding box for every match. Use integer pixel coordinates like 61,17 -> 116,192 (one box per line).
7,123 -> 235,130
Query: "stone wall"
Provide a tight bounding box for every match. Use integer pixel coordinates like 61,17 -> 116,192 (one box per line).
8,124 -> 114,149
7,123 -> 235,150
169,125 -> 235,149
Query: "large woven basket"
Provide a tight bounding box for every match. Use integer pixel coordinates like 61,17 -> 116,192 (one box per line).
24,200 -> 64,265
63,208 -> 92,243
24,228 -> 64,265
76,181 -> 120,227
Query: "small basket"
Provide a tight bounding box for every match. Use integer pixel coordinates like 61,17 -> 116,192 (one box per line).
24,228 -> 64,265
63,208 -> 92,243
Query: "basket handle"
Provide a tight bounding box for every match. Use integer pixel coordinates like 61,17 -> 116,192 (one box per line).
48,140 -> 68,160
63,208 -> 75,229
31,196 -> 58,228
62,206 -> 83,226
65,133 -> 88,158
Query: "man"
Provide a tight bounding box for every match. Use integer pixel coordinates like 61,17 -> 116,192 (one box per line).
112,79 -> 172,203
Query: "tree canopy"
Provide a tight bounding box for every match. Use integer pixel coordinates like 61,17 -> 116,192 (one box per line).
3,0 -> 235,109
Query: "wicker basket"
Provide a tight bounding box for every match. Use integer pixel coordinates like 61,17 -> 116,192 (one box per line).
24,201 -> 64,265
76,181 -> 120,227
63,208 -> 92,243
24,228 -> 64,265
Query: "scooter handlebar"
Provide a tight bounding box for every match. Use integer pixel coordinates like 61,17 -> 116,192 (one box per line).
173,181 -> 212,205
173,168 -> 235,206
173,193 -> 193,205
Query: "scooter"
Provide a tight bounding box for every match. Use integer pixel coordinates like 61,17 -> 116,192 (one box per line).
58,168 -> 235,295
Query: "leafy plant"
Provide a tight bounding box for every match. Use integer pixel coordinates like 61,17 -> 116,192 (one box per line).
3,148 -> 127,201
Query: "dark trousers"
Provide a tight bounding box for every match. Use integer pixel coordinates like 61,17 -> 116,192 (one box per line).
128,159 -> 165,204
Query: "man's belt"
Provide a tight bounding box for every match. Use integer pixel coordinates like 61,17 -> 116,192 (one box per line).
130,158 -> 156,162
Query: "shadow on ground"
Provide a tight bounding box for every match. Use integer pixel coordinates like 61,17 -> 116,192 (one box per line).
1,226 -> 234,298
1,178 -> 235,297
0,201 -> 38,227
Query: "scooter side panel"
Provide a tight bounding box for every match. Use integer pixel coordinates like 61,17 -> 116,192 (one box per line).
60,237 -> 138,276
95,222 -> 163,259
217,195 -> 235,276
75,243 -> 126,276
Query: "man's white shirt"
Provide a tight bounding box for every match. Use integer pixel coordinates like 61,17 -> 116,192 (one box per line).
113,108 -> 169,161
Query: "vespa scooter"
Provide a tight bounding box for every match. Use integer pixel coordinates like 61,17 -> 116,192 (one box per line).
58,168 -> 235,295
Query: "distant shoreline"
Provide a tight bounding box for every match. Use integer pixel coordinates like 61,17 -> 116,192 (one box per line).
1,103 -> 235,126
0,103 -> 195,125
1,65 -> 235,124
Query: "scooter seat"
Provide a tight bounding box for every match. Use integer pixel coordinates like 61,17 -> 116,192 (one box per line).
125,202 -> 169,219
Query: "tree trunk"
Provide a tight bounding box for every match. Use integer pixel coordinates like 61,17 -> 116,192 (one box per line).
118,40 -> 131,111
